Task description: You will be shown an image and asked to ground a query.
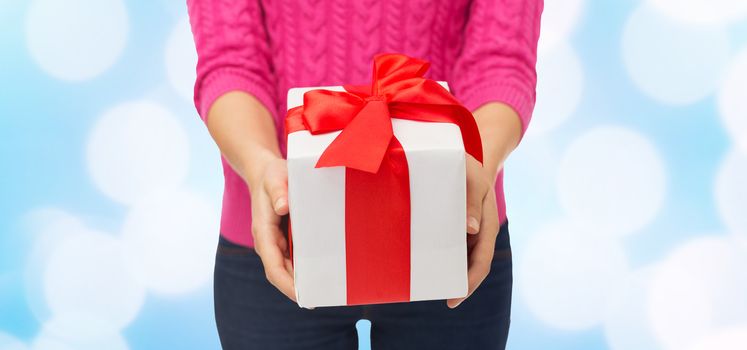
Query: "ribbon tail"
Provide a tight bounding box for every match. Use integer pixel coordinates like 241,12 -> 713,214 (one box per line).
345,136 -> 411,305
386,79 -> 484,164
315,100 -> 393,173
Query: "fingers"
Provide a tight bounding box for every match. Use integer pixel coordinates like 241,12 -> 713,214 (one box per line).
466,178 -> 483,235
448,195 -> 499,309
246,160 -> 295,302
254,222 -> 296,301
252,172 -> 295,301
447,232 -> 494,308
264,168 -> 289,216
466,157 -> 486,235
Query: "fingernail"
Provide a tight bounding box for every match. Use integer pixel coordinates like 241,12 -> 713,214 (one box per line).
468,217 -> 480,232
274,198 -> 287,211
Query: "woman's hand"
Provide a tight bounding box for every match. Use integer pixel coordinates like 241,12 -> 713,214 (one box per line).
205,91 -> 296,301
246,156 -> 295,302
446,102 -> 523,309
447,155 -> 500,308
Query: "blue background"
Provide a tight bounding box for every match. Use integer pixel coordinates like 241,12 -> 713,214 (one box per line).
2,0 -> 747,349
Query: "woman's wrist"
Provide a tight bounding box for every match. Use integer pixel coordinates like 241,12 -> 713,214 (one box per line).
205,91 -> 284,192
472,102 -> 523,181
241,148 -> 284,193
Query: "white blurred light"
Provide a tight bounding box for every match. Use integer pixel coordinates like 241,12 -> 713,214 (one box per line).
649,0 -> 747,25
688,326 -> 747,350
43,230 -> 146,331
538,0 -> 585,53
165,16 -> 198,101
32,316 -> 129,350
519,220 -> 629,330
648,236 -> 747,350
23,209 -> 90,322
715,150 -> 747,247
622,4 -> 730,105
718,49 -> 747,154
603,268 -> 662,350
87,101 -> 190,205
22,208 -> 87,238
0,332 -> 28,350
557,126 -> 666,236
25,0 -> 128,81
122,189 -> 219,295
528,44 -> 584,137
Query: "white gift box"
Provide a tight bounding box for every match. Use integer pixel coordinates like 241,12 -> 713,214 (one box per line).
286,83 -> 468,308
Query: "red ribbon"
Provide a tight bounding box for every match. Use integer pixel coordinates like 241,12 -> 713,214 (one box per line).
286,53 -> 482,305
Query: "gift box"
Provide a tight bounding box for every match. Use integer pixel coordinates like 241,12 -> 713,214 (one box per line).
285,54 -> 483,308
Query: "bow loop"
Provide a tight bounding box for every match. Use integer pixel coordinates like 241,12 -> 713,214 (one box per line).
372,54 -> 430,95
285,53 -> 483,173
301,89 -> 364,133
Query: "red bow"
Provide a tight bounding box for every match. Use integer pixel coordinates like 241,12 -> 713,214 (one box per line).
286,53 -> 483,173
286,54 -> 482,305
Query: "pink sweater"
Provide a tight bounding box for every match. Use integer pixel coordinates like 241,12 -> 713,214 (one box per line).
187,0 -> 542,247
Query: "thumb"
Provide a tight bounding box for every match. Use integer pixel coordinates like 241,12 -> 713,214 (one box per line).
466,179 -> 483,235
264,175 -> 289,216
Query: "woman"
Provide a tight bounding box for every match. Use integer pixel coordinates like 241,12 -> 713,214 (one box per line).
187,0 -> 542,349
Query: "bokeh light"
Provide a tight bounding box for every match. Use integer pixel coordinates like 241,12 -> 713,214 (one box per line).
717,48 -> 747,154
715,150 -> 747,246
647,236 -> 747,350
165,16 -> 198,102
650,0 -> 747,25
557,126 -> 666,237
602,268 -> 661,350
537,0 -> 584,53
43,230 -> 145,331
0,332 -> 28,350
25,0 -> 128,81
622,4 -> 730,105
86,101 -> 190,205
519,220 -> 629,330
121,190 -> 218,295
3,0 -> 747,349
528,44 -> 584,137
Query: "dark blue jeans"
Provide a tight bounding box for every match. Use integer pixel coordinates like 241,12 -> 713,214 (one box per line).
214,222 -> 512,350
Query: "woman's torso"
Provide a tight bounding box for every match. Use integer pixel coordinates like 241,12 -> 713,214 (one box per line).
219,0 -> 509,247
261,0 -> 472,130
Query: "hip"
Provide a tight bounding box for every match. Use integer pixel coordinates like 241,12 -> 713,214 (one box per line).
212,222 -> 513,349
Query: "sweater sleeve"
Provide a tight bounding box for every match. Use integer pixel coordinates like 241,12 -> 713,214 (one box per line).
187,0 -> 276,122
450,0 -> 543,137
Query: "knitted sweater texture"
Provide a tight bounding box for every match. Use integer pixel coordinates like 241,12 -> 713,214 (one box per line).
187,0 -> 543,247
